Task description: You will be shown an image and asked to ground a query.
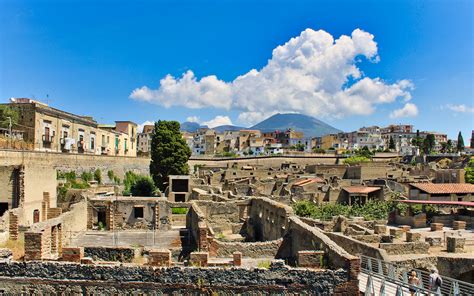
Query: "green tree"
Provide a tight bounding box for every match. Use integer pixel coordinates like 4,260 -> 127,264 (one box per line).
0,105 -> 19,129
312,147 -> 326,154
130,176 -> 158,196
94,169 -> 102,184
457,131 -> 465,152
423,134 -> 436,154
150,120 -> 191,191
465,157 -> 474,184
81,171 -> 93,183
389,136 -> 396,150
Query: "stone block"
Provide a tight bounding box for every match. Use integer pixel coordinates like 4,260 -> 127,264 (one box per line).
233,251 -> 242,267
453,221 -> 466,230
24,232 -> 43,261
8,212 -> 18,241
148,249 -> 171,267
381,235 -> 394,243
373,224 -> 387,235
431,223 -> 443,231
62,247 -> 84,263
400,225 -> 411,232
297,250 -> 324,268
446,236 -> 465,253
406,232 -> 421,242
80,257 -> 94,264
389,228 -> 403,238
190,252 -> 208,267
425,236 -> 442,247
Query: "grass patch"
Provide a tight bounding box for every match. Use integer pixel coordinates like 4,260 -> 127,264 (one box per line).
172,207 -> 188,215
257,260 -> 271,269
0,235 -> 25,260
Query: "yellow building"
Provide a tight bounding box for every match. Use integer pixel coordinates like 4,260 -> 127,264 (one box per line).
6,98 -> 137,157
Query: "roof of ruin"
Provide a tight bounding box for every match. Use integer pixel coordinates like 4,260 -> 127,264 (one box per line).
342,186 -> 381,194
409,183 -> 474,194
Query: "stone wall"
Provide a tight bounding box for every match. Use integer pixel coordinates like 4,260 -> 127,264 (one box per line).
212,239 -> 283,258
281,217 -> 358,271
246,197 -> 293,241
0,261 -> 354,294
379,242 -> 429,255
0,149 -> 150,179
324,232 -> 389,261
84,247 -> 135,262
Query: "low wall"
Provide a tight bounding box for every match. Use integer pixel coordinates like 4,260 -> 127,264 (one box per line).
379,242 -> 429,255
432,215 -> 474,228
84,247 -> 135,262
212,239 -> 283,258
324,232 -> 389,261
0,261 -> 353,294
0,149 -> 150,178
394,213 -> 427,228
283,217 -> 358,270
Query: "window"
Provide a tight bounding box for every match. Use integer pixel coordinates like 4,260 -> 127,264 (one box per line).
134,206 -> 144,218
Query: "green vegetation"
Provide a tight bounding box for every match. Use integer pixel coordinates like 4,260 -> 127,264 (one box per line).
150,120 -> 192,191
422,134 -> 435,155
293,200 -> 393,221
257,260 -> 271,269
80,171 -> 93,183
0,105 -> 19,129
312,147 -> 326,154
171,207 -> 188,214
457,131 -> 465,152
343,156 -> 370,165
290,143 -> 306,151
465,157 -> 474,184
123,171 -> 158,196
130,176 -> 157,196
440,140 -> 453,153
94,169 -> 102,184
388,136 -> 396,150
57,170 -> 91,201
107,170 -> 115,181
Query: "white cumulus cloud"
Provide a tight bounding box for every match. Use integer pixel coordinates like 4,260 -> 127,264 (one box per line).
445,104 -> 474,113
202,115 -> 233,128
130,28 -> 414,125
137,120 -> 154,133
390,103 -> 419,119
186,116 -> 200,123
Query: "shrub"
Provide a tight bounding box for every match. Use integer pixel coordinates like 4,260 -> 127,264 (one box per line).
343,156 -> 370,166
257,260 -> 271,269
172,207 -> 188,214
312,148 -> 326,154
293,200 -> 394,221
94,169 -> 102,184
130,176 -> 157,196
107,170 -> 115,181
81,171 -> 93,183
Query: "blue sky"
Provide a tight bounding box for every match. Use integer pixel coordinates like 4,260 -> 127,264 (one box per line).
1,0 -> 472,140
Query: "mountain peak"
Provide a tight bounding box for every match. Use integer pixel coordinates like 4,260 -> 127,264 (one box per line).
250,113 -> 340,137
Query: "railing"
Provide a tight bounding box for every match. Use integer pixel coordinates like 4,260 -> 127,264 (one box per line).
42,134 -> 54,143
360,255 -> 474,295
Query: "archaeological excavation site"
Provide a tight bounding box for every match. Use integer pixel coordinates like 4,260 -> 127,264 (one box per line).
0,150 -> 473,294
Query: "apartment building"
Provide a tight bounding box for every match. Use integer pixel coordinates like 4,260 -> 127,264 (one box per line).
6,98 -> 137,157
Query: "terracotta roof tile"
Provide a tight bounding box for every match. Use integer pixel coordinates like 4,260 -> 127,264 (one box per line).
409,183 -> 474,194
342,186 -> 381,194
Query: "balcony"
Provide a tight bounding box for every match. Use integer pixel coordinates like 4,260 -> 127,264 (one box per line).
42,134 -> 54,143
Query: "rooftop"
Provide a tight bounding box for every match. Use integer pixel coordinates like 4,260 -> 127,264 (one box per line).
409,183 -> 474,194
342,186 -> 381,194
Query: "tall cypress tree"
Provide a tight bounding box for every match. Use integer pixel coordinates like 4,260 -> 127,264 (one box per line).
457,131 -> 465,152
389,136 -> 396,150
150,120 -> 191,191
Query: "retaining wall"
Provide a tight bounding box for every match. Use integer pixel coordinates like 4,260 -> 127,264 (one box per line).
0,261 -> 353,294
